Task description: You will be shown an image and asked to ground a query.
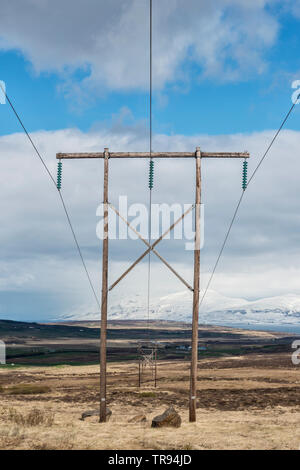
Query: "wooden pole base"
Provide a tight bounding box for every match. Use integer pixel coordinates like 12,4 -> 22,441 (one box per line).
189,148 -> 201,423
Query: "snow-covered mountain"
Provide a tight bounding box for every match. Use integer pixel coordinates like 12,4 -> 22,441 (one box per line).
59,290 -> 300,327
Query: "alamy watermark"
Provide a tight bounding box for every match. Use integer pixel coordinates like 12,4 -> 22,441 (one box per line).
291,340 -> 300,365
0,81 -> 6,104
0,340 -> 6,365
96,196 -> 205,251
291,80 -> 300,105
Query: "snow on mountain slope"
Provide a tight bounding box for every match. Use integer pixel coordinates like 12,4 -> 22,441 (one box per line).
214,293 -> 300,325
59,290 -> 300,326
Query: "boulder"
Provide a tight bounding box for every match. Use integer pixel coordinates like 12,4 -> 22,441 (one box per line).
151,406 -> 181,428
80,408 -> 112,421
128,414 -> 147,423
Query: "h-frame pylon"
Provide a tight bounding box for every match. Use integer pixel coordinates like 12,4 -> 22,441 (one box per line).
56,147 -> 250,422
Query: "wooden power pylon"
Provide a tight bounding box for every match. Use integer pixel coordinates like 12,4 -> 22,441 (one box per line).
56,147 -> 249,423
138,342 -> 157,388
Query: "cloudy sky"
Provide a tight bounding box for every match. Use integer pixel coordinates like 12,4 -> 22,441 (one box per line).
1,0 -> 300,321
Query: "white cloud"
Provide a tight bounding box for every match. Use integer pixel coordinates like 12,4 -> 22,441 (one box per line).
1,121 -> 300,319
282,0 -> 300,18
0,0 -> 279,95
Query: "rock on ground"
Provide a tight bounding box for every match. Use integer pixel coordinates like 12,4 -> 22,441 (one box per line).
151,406 -> 181,428
80,408 -> 112,421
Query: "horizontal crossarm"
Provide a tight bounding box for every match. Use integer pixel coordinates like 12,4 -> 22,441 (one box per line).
57,151 -> 249,160
108,204 -> 194,291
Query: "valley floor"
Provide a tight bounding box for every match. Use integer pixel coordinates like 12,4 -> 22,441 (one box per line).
0,353 -> 300,450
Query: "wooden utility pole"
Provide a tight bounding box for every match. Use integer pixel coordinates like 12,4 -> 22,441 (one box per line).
100,147 -> 109,422
56,147 -> 249,423
138,359 -> 141,388
190,147 -> 201,422
154,346 -> 157,388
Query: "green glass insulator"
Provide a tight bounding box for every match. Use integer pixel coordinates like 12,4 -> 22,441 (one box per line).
57,160 -> 63,190
242,160 -> 248,190
148,160 -> 154,189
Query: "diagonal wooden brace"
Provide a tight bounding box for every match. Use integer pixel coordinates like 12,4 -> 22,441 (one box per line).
108,203 -> 194,291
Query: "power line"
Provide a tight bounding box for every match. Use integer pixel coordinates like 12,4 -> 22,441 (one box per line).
0,82 -> 101,311
147,0 -> 153,334
200,98 -> 299,308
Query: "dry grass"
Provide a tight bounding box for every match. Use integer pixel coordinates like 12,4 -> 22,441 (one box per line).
2,403 -> 299,450
2,384 -> 51,395
0,426 -> 25,449
0,358 -> 300,449
31,435 -> 75,451
6,408 -> 54,427
139,392 -> 157,398
0,408 -> 55,449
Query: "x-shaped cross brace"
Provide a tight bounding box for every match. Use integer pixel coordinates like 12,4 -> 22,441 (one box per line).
108,203 -> 194,292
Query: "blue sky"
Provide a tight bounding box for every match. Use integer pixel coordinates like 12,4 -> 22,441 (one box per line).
1,2 -> 300,138
2,1 -> 300,322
